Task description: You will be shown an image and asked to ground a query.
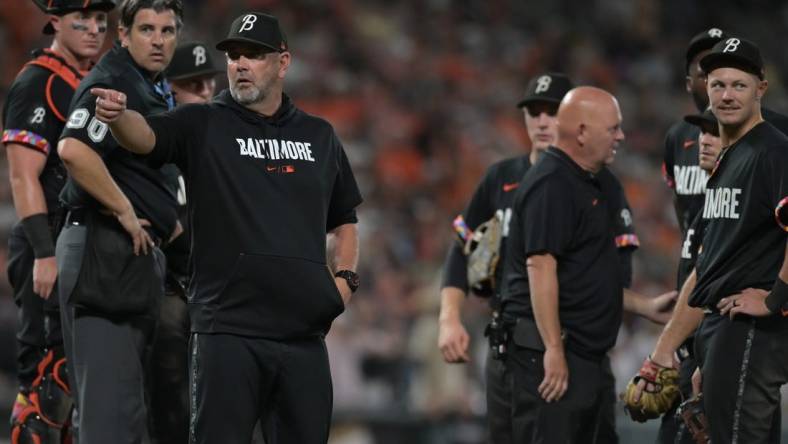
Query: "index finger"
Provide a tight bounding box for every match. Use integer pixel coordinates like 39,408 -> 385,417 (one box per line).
90,87 -> 111,99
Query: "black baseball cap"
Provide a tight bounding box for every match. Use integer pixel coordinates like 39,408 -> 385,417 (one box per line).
700,37 -> 764,80
684,108 -> 719,135
33,0 -> 116,34
516,73 -> 574,109
216,12 -> 288,53
685,27 -> 726,72
166,42 -> 223,80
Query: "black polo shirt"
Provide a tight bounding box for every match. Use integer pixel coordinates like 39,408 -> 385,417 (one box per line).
59,42 -> 177,240
144,90 -> 363,339
501,147 -> 623,360
690,121 -> 788,308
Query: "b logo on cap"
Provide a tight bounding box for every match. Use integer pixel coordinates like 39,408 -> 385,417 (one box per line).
708,28 -> 723,38
722,38 -> 740,53
240,14 -> 257,33
193,46 -> 206,66
535,75 -> 552,94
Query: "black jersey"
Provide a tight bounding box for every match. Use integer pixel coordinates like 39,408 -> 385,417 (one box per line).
501,147 -> 638,360
676,213 -> 706,290
59,42 -> 178,240
663,107 -> 788,238
441,155 -> 531,299
689,122 -> 788,308
663,120 -> 705,236
1,49 -> 86,212
145,90 -> 363,339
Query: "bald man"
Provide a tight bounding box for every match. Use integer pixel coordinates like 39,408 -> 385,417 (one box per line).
499,87 -> 675,443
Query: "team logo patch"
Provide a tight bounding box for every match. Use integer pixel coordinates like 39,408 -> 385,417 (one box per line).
708,28 -> 723,38
30,107 -> 46,125
620,209 -> 632,227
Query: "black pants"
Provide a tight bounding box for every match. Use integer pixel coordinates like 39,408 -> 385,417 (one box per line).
56,214 -> 161,444
656,354 -> 696,444
189,333 -> 332,444
486,352 -> 513,444
508,345 -> 616,443
695,312 -> 788,444
149,290 -> 190,444
8,222 -> 63,390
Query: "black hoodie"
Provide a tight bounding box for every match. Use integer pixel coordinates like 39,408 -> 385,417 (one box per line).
146,90 -> 362,338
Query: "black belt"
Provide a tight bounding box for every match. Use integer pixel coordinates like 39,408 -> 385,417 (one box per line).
64,208 -> 87,226
65,208 -> 162,247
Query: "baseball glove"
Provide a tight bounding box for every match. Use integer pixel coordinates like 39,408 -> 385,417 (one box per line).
678,394 -> 710,444
463,216 -> 502,297
621,356 -> 680,422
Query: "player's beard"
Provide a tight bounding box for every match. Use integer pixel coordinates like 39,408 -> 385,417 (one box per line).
231,82 -> 266,105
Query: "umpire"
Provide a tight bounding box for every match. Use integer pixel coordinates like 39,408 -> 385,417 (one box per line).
55,0 -> 182,441
92,11 -> 363,443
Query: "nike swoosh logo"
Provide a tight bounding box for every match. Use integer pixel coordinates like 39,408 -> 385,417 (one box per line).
683,140 -> 695,149
502,183 -> 519,192
266,166 -> 278,172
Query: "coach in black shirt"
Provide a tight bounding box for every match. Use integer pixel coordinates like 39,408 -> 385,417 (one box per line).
500,87 -> 674,442
55,1 -> 182,441
91,12 -> 362,443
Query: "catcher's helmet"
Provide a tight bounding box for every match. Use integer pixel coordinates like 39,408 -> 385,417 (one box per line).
33,0 -> 116,34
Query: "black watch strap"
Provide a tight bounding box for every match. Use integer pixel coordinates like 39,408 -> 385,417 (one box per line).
335,270 -> 360,293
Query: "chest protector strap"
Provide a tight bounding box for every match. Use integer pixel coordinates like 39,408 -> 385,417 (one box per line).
21,50 -> 87,122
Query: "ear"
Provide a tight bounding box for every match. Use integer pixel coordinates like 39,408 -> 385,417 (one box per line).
756,79 -> 768,102
685,75 -> 693,95
277,51 -> 291,79
577,123 -> 588,146
50,15 -> 61,33
118,26 -> 130,48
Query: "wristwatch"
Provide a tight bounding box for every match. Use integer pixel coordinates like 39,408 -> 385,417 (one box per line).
334,270 -> 360,293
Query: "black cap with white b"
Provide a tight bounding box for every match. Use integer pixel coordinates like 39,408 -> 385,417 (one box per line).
166,42 -> 223,80
700,37 -> 764,80
685,27 -> 726,72
516,73 -> 574,109
216,12 -> 288,53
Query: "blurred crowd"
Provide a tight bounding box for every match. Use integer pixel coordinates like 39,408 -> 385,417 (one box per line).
2,0 -> 788,441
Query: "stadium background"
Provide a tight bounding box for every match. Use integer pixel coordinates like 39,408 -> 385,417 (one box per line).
1,0 -> 787,442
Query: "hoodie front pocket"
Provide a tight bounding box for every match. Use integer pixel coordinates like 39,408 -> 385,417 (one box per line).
215,253 -> 345,338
